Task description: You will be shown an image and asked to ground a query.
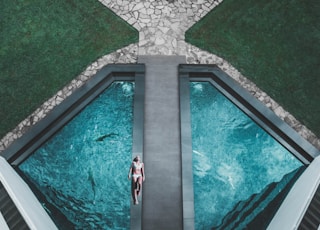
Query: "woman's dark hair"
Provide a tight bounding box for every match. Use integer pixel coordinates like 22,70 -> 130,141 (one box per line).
133,156 -> 139,162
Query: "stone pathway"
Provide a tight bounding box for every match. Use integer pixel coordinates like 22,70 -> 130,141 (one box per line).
99,0 -> 222,55
0,0 -> 319,152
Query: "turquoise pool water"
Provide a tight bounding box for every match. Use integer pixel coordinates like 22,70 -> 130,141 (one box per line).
19,81 -> 135,229
190,82 -> 302,229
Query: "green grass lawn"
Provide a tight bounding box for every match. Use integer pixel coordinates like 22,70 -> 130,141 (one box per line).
186,0 -> 320,137
0,0 -> 138,139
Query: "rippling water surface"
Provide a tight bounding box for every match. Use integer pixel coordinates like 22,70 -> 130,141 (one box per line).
19,82 -> 134,229
190,82 -> 302,229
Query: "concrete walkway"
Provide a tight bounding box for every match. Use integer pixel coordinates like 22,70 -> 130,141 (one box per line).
138,55 -> 186,229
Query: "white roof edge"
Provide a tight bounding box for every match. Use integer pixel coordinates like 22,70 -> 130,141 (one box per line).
267,155 -> 320,230
0,212 -> 10,230
0,156 -> 58,230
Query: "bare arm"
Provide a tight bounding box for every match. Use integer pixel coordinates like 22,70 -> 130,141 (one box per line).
128,163 -> 132,179
142,163 -> 145,181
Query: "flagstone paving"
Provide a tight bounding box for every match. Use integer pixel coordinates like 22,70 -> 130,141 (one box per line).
0,0 -> 319,153
99,0 -> 222,55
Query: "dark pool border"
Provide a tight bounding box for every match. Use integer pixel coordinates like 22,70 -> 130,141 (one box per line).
1,64 -> 145,167
179,64 -> 320,229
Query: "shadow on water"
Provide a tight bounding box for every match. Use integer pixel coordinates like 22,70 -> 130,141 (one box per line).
95,133 -> 119,142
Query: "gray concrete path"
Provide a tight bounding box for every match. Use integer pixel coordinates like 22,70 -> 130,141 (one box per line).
138,55 -> 186,230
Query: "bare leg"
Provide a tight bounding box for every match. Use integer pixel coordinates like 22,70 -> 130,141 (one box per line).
137,176 -> 142,196
132,178 -> 139,204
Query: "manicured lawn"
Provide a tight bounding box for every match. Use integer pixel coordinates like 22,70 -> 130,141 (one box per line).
0,0 -> 138,138
186,0 -> 320,136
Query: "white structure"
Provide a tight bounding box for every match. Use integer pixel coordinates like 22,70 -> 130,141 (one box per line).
268,155 -> 320,229
0,156 -> 57,230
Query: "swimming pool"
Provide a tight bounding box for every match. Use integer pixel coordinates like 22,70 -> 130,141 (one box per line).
179,64 -> 317,230
190,81 -> 302,229
19,81 -> 134,229
19,82 -> 134,229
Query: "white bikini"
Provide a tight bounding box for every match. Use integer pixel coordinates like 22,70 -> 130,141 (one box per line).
132,162 -> 143,178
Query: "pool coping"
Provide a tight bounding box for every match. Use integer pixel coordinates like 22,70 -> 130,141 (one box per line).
0,63 -> 145,230
179,64 -> 320,229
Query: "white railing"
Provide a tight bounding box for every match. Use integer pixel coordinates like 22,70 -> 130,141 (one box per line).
268,155 -> 320,230
0,156 -> 57,230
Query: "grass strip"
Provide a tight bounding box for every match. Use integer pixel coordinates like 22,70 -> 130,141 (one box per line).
186,0 -> 320,136
0,0 -> 138,138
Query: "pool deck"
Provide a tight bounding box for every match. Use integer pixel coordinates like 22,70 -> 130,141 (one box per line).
138,55 -> 186,229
